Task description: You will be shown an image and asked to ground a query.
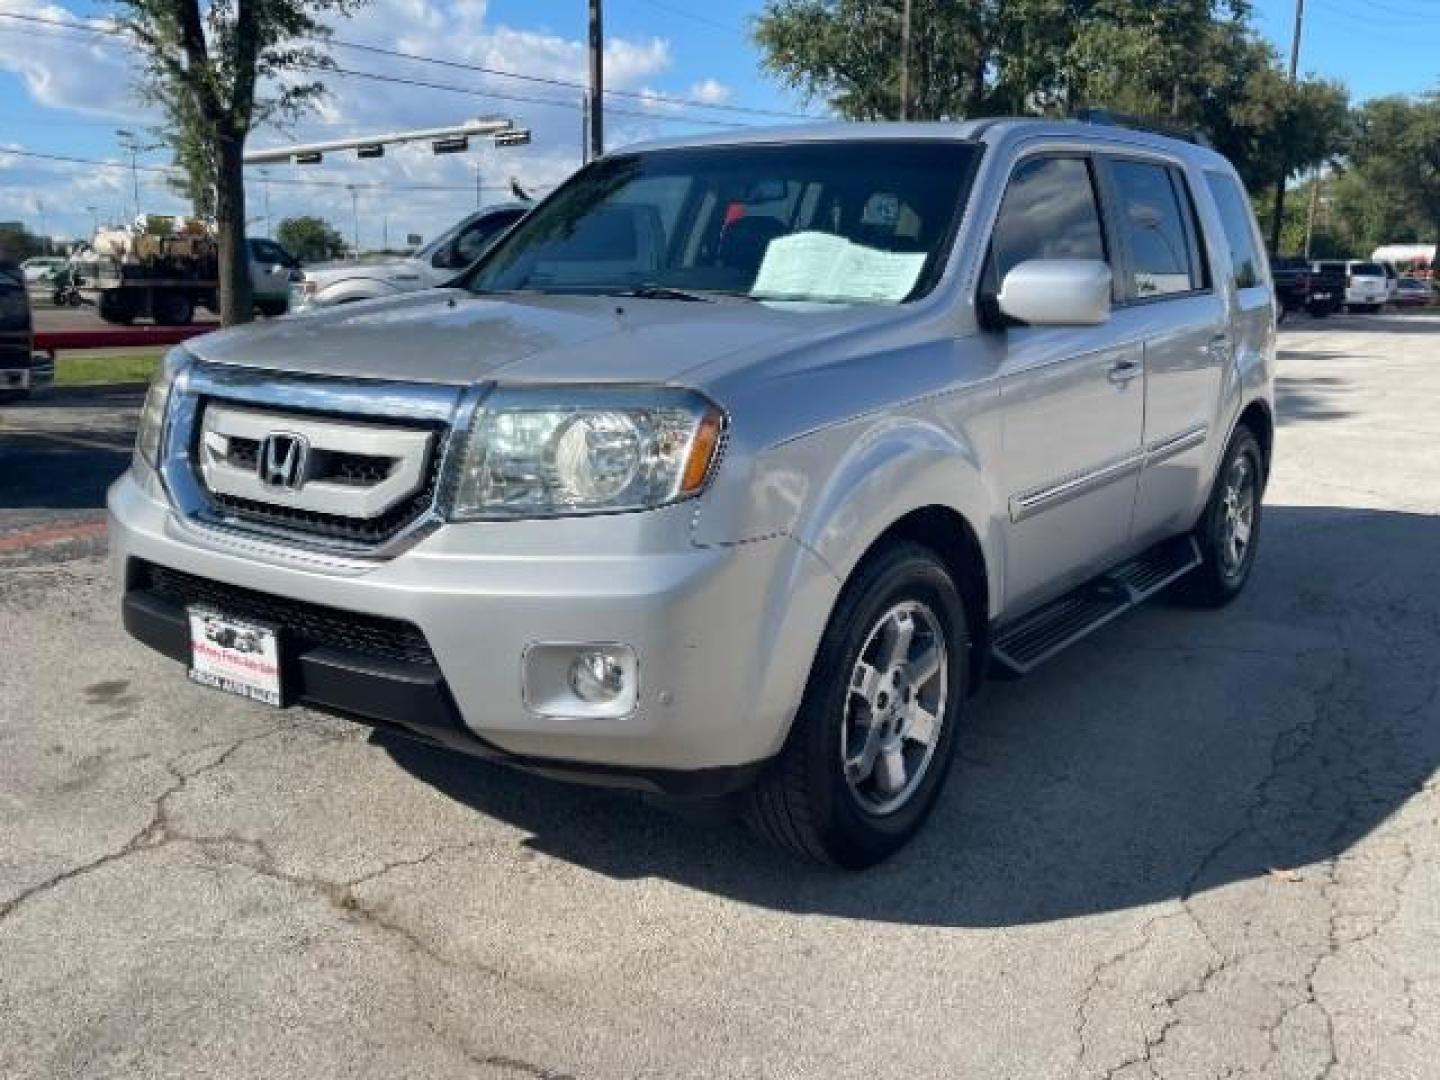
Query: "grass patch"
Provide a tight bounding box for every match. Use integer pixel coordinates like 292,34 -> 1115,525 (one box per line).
55,352 -> 163,387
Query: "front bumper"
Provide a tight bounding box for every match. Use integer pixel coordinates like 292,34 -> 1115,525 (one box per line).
109,467 -> 836,794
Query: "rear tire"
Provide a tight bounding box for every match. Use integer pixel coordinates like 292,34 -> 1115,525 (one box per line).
153,291 -> 194,326
744,541 -> 969,868
1177,426 -> 1265,608
97,292 -> 136,325
1306,303 -> 1329,319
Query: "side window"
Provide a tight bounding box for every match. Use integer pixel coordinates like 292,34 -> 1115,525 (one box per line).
1108,159 -> 1199,299
1204,172 -> 1262,289
988,155 -> 1106,289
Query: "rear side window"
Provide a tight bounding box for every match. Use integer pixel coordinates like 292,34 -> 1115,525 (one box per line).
1108,159 -> 1202,299
1204,172 -> 1262,289
987,155 -> 1106,288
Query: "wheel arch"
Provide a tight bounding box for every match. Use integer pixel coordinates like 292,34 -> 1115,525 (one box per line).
1235,397 -> 1274,478
845,505 -> 991,692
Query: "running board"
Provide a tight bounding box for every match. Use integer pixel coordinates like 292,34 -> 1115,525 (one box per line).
990,536 -> 1202,676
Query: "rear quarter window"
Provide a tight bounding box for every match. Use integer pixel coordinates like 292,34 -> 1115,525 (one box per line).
1204,172 -> 1263,290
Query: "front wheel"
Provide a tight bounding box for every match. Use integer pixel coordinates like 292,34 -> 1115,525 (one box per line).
1177,427 -> 1265,608
744,541 -> 969,868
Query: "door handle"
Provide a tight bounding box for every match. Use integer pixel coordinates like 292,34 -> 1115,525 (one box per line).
1107,358 -> 1141,384
1206,334 -> 1231,358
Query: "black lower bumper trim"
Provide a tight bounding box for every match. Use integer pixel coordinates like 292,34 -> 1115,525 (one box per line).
121,583 -> 766,798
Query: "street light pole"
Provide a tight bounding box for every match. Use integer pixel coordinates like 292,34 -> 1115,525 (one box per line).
346,185 -> 359,258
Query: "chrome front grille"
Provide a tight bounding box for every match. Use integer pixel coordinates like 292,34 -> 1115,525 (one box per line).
159,362 -> 478,556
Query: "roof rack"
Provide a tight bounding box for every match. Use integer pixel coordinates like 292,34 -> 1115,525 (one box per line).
1072,107 -> 1212,148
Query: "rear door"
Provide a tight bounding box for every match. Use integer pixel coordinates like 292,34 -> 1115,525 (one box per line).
1096,155 -> 1228,548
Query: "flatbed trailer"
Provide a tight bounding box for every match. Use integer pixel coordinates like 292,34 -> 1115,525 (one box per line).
77,268 -> 216,327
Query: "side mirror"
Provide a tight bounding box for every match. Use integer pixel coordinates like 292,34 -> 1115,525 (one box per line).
997,259 -> 1112,327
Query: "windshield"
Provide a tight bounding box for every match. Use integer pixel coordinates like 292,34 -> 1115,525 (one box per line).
467,140 -> 981,305
417,214 -> 478,260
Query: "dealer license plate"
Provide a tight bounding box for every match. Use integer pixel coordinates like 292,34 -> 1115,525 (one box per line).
187,607 -> 283,706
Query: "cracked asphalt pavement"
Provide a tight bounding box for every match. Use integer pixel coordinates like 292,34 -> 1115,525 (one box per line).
3,313 -> 1438,1079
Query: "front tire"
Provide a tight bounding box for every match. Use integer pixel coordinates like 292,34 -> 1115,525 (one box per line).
744,541 -> 969,868
1178,426 -> 1265,608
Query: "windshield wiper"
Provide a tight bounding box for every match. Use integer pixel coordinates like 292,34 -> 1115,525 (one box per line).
608,284 -> 716,303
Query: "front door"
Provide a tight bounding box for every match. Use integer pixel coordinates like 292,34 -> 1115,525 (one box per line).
983,153 -> 1146,612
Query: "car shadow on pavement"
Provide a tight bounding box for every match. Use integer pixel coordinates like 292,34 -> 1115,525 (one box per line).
1275,373 -> 1354,425
378,504 -> 1440,927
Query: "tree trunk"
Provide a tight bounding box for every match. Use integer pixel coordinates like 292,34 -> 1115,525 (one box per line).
214,134 -> 252,326
1269,175 -> 1287,255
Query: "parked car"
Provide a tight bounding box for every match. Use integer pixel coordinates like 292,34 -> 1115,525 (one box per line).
1379,260 -> 1400,304
20,256 -> 68,285
111,119 -> 1275,867
1304,260 -> 1345,317
0,260 -> 54,399
1393,276 -> 1434,307
1269,255 -> 1313,320
288,204 -> 528,313
1313,259 -> 1388,313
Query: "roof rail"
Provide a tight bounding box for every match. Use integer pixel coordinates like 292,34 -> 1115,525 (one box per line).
1072,107 -> 1212,148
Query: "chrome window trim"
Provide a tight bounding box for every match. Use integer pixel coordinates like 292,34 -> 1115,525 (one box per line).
158,361 -> 485,560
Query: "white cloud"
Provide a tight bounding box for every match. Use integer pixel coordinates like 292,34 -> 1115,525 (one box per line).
687,78 -> 732,106
0,0 -> 735,245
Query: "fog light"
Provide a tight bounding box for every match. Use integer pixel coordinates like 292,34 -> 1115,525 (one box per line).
570,650 -> 626,703
523,642 -> 639,719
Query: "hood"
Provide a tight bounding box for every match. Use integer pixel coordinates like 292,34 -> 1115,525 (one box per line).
300,257 -> 422,286
183,288 -> 846,386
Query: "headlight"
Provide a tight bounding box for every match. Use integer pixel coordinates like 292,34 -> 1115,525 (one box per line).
451,386 -> 726,519
134,346 -> 191,470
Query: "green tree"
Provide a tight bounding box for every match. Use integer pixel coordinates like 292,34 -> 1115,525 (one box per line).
752,0 -> 1348,207
112,0 -> 360,325
276,215 -> 347,262
1349,93 -> 1440,263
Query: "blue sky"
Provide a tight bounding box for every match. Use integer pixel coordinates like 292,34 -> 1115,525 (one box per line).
0,0 -> 1435,243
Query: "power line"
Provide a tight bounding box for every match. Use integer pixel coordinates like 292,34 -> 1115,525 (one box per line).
0,10 -> 795,126
328,38 -> 811,120
296,62 -> 747,128
629,0 -> 747,36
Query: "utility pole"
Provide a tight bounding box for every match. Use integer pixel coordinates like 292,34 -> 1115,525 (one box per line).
588,0 -> 604,160
260,170 -> 272,237
1269,0 -> 1305,254
475,161 -> 483,209
581,95 -> 591,165
898,0 -> 912,120
1304,169 -> 1323,258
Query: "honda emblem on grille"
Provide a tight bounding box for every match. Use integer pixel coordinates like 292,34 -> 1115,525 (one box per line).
258,432 -> 310,489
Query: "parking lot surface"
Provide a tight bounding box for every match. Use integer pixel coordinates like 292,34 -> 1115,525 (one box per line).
2,312 -> 1438,1079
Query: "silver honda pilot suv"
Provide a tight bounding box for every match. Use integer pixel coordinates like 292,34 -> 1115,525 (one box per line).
110,119 -> 1275,867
